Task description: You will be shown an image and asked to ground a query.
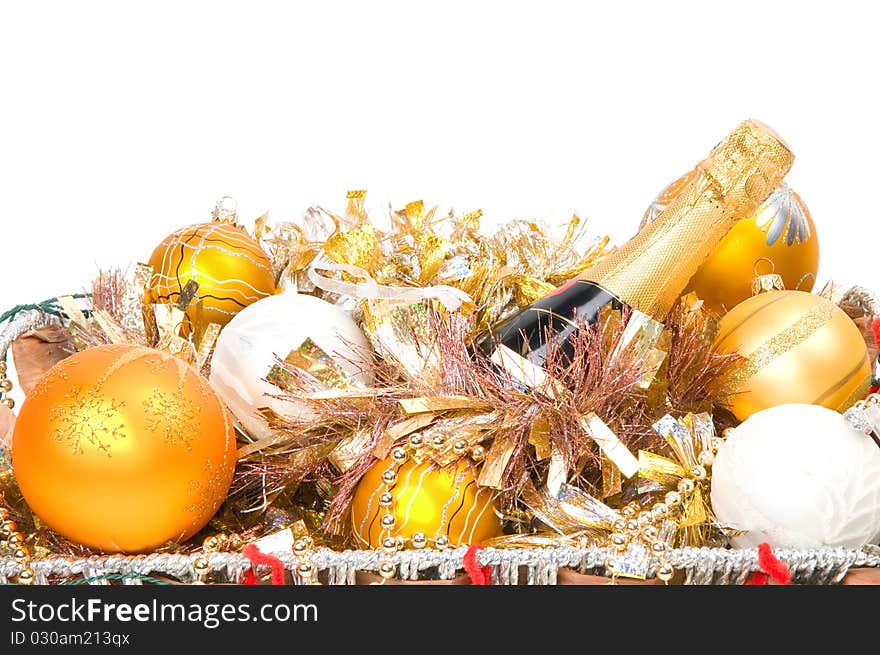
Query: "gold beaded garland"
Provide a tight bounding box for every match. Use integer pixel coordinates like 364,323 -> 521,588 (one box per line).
0,359 -> 14,410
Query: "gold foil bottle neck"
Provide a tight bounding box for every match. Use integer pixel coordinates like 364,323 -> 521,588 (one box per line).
582,119 -> 794,321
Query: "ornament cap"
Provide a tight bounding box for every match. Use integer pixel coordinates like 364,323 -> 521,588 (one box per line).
751,273 -> 786,296
212,196 -> 239,225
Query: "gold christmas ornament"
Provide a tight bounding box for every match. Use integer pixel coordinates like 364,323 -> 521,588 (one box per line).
147,216 -> 276,341
11,344 -> 237,552
350,454 -> 502,549
643,177 -> 819,315
714,290 -> 871,421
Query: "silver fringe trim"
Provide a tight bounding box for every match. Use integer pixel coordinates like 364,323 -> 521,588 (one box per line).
2,545 -> 878,585
0,308 -> 62,358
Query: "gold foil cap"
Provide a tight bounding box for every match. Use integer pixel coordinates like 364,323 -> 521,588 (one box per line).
582,119 -> 794,320
700,119 -> 794,216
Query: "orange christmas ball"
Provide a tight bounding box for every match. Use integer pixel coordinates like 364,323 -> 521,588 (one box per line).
11,344 -> 237,553
643,176 -> 819,315
147,220 -> 276,340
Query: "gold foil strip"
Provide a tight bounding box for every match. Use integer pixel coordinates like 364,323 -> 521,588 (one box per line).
323,225 -> 380,272
419,412 -> 504,466
373,414 -> 436,459
581,413 -> 640,479
328,429 -> 372,472
459,209 -> 483,228
364,301 -> 443,384
653,413 -> 706,471
609,310 -> 667,389
476,435 -> 517,489
528,415 -> 552,460
639,347 -> 669,389
509,274 -> 556,307
556,484 -> 621,531
398,396 -> 492,415
489,345 -> 566,399
681,413 -> 715,459
237,420 -> 291,459
304,387 -> 397,401
546,447 -> 568,496
196,323 -> 222,372
680,486 -> 709,528
266,338 -> 354,392
90,309 -> 129,345
522,481 -> 620,537
403,200 -> 425,228
520,481 -> 584,535
345,189 -> 368,223
153,304 -> 186,339
610,309 -> 665,360
601,454 -> 623,499
56,295 -> 89,332
415,232 -> 450,284
638,450 -> 685,486
289,442 -> 337,470
154,332 -> 197,366
124,263 -> 152,340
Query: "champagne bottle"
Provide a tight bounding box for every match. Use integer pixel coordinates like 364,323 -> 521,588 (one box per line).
475,119 -> 795,366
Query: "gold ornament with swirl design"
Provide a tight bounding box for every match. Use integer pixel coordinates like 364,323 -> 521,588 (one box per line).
147,208 -> 276,341
350,450 -> 502,550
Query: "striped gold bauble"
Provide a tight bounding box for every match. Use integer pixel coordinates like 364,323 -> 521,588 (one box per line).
350,455 -> 502,550
714,290 -> 871,421
147,221 -> 276,341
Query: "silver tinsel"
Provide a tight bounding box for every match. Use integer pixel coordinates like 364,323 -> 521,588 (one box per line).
1,545 -> 879,585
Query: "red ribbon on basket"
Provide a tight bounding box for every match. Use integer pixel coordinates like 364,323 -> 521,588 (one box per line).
745,543 -> 792,585
464,544 -> 493,585
242,543 -> 286,585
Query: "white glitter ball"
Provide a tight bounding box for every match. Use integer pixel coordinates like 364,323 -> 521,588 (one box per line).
209,292 -> 372,440
711,403 -> 880,549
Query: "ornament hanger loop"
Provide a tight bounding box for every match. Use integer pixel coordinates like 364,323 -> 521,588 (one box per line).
212,196 -> 239,224
795,272 -> 816,292
753,257 -> 776,277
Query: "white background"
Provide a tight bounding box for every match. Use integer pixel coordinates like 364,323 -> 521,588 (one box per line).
1,2 -> 877,306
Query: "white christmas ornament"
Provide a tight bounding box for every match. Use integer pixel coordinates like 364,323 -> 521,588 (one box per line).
710,403 -> 880,550
210,292 -> 372,440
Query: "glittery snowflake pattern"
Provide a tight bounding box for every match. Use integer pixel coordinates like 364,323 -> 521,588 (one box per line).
31,369 -> 70,399
50,385 -> 127,456
142,387 -> 198,450
185,457 -> 229,525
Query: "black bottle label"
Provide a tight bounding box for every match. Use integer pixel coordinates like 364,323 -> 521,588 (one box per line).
474,278 -> 623,367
